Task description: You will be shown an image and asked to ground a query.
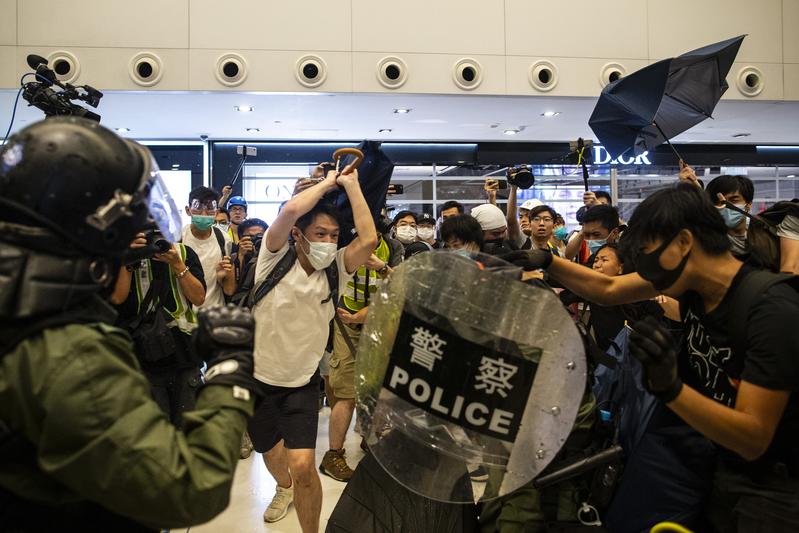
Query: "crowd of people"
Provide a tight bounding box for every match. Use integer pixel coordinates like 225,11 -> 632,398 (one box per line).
1,117 -> 798,533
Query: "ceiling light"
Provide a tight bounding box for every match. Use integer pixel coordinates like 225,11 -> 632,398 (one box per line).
541,111 -> 560,117
788,174 -> 796,178
234,105 -> 254,112
503,129 -> 520,135
115,127 -> 130,133
379,128 -> 392,133
246,127 -> 260,132
393,108 -> 412,114
171,164 -> 180,169
732,132 -> 751,138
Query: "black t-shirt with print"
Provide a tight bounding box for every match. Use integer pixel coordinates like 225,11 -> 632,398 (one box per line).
679,264 -> 799,471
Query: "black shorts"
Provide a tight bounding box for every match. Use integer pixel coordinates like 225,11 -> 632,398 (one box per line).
248,370 -> 321,452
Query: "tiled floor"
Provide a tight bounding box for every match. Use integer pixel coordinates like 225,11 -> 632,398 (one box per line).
191,407 -> 365,533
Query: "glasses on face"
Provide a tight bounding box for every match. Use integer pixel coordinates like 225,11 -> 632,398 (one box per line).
229,206 -> 246,214
532,216 -> 553,224
190,199 -> 218,213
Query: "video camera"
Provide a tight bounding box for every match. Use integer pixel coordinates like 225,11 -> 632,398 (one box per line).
22,54 -> 103,122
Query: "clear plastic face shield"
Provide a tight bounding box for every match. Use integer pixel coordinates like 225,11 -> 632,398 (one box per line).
355,251 -> 587,504
86,141 -> 183,243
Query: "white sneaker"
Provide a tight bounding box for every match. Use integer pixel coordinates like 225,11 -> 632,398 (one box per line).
263,484 -> 294,523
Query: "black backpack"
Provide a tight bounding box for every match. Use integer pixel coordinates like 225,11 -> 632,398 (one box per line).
246,244 -> 339,351
728,269 -> 799,362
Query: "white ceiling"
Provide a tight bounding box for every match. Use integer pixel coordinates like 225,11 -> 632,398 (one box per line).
2,90 -> 798,144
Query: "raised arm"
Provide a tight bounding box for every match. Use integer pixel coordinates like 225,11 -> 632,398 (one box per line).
338,168 -> 378,273
506,185 -> 523,246
265,173 -> 338,253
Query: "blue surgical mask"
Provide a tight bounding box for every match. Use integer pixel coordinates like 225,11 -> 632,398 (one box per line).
554,226 -> 569,242
719,204 -> 746,229
191,215 -> 215,231
587,238 -> 608,255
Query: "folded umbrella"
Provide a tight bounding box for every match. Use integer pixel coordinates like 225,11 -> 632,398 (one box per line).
589,35 -> 745,162
325,140 -> 394,247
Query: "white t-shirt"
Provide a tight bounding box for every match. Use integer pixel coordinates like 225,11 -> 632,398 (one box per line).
182,226 -> 232,309
252,239 -> 353,387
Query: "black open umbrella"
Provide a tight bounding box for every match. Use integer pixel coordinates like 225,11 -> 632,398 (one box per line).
588,35 -> 745,161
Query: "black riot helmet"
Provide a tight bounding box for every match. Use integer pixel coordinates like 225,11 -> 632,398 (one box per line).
0,117 -> 182,257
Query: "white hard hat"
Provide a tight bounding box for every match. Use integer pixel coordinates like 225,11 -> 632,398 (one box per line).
520,199 -> 544,211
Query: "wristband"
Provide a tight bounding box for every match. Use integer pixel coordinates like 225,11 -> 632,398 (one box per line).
176,266 -> 190,279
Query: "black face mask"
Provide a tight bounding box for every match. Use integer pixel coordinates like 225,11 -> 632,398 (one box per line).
635,233 -> 690,291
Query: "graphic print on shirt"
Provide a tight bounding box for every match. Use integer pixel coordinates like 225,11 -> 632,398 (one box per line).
683,308 -> 737,407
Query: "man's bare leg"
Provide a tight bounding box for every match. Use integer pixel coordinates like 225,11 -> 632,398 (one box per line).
263,439 -> 292,489
328,398 -> 355,450
287,448 -> 321,533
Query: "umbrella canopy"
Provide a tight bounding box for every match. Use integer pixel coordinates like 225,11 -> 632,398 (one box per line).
325,140 -> 394,247
589,35 -> 745,160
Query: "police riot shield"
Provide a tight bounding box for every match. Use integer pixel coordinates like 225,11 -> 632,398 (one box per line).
355,251 -> 587,504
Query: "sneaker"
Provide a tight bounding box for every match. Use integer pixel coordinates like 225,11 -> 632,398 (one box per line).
240,432 -> 253,460
319,449 -> 354,482
263,484 -> 293,523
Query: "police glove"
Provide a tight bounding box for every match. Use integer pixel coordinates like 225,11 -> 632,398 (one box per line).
629,316 -> 683,403
194,305 -> 261,399
498,249 -> 553,271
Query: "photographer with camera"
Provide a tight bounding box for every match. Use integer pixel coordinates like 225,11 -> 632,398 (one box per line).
0,117 -> 260,531
110,224 -> 206,426
230,218 -> 269,306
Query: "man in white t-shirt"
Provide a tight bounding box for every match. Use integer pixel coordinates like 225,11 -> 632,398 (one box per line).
249,167 -> 376,532
181,186 -> 236,308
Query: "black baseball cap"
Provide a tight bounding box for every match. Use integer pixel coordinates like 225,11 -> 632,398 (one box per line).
417,213 -> 435,226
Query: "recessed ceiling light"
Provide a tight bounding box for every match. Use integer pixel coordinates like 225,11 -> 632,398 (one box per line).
246,127 -> 260,132
788,174 -> 796,178
732,132 -> 751,138
378,128 -> 392,133
171,164 -> 180,168
541,111 -> 560,117
393,108 -> 412,114
115,127 -> 130,133
234,105 -> 254,112
503,129 -> 520,135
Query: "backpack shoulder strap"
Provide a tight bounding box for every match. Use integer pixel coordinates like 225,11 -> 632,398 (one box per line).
212,226 -> 227,258
323,254 -> 339,305
729,270 -> 796,360
249,245 -> 298,307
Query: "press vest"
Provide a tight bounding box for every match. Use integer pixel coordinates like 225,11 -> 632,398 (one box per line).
342,238 -> 391,312
133,243 -> 197,333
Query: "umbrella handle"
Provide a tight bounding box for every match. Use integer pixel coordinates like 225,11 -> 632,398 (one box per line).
333,148 -> 364,174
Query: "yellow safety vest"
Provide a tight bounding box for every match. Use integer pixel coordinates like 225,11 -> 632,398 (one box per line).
342,238 -> 391,312
133,243 -> 198,333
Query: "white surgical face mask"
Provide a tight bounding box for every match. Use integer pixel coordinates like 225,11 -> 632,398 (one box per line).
417,227 -> 434,241
215,222 -> 230,233
300,232 -> 337,270
396,226 -> 417,244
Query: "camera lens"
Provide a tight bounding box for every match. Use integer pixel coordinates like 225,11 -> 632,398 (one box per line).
303,63 -> 319,79
154,239 -> 171,254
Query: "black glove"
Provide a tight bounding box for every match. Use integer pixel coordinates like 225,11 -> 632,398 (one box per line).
629,316 -> 683,403
498,249 -> 553,271
194,304 -> 261,400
